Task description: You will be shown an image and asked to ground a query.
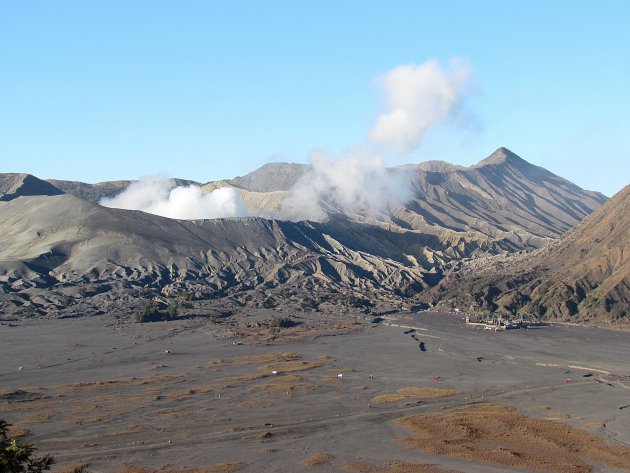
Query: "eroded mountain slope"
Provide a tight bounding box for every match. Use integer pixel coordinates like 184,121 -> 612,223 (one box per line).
394,148 -> 606,241
0,194 -> 516,317
424,184 -> 630,324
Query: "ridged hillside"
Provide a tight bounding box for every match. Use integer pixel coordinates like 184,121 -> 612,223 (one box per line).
425,184 -> 630,324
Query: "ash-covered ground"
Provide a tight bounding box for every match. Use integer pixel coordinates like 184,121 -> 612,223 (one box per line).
2,310 -> 630,472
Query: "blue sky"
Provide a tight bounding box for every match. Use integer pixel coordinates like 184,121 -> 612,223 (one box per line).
1,1 -> 629,196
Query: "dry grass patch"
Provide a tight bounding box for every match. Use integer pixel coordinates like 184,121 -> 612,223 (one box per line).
129,387 -> 164,401
115,467 -> 153,473
0,396 -> 59,413
60,378 -> 136,392
371,387 -> 456,405
248,375 -> 316,396
264,374 -> 303,383
51,393 -> 124,416
120,464 -> 249,473
342,461 -> 461,473
199,464 -> 247,473
60,399 -> 133,422
394,403 -> 630,473
67,415 -> 104,425
65,403 -> 101,416
82,393 -> 123,404
157,409 -> 196,419
249,382 -> 315,395
222,352 -> 300,365
53,463 -> 90,473
21,410 -> 55,424
58,375 -> 184,393
301,452 -> 335,466
258,360 -> 322,373
137,375 -> 184,385
141,386 -> 165,394
238,399 -> 265,408
7,425 -> 30,437
165,389 -> 196,402
163,375 -> 265,400
320,375 -> 342,383
117,466 -> 241,473
92,426 -> 145,439
198,374 -> 265,392
585,421 -> 606,430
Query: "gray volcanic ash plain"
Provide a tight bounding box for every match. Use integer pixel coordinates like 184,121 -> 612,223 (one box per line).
2,312 -> 630,472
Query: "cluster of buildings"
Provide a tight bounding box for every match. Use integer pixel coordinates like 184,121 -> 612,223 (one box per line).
464,314 -> 545,331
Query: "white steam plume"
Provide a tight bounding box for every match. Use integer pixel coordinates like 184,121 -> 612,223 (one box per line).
369,59 -> 470,155
100,59 -> 471,223
281,148 -> 412,221
100,178 -> 247,220
282,58 -> 471,221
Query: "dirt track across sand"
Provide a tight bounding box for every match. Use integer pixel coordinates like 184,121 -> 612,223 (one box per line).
1,311 -> 629,472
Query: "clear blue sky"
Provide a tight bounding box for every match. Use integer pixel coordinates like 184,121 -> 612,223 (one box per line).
1,1 -> 628,196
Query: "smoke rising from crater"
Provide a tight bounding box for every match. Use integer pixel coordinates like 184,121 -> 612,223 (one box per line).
101,59 -> 471,222
370,59 -> 471,155
281,148 -> 412,221
100,178 -> 247,220
282,58 -> 471,221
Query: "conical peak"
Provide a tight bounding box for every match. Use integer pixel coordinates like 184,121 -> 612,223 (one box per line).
475,147 -> 527,167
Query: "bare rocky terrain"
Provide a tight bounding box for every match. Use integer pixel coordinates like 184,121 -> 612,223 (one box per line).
426,183 -> 630,324
0,148 -> 615,324
0,193 -> 503,319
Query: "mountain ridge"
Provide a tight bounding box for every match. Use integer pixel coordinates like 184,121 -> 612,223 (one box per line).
0,173 -> 64,201
0,147 -> 621,324
423,183 -> 630,324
